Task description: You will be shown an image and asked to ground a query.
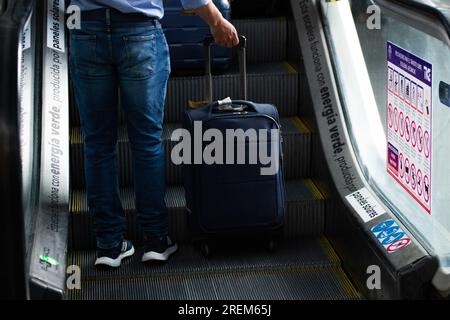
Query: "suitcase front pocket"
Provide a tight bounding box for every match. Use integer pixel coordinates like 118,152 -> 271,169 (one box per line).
199,178 -> 280,232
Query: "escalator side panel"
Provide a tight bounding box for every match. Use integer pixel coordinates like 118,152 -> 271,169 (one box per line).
0,0 -> 33,301
290,0 -> 437,299
28,0 -> 70,299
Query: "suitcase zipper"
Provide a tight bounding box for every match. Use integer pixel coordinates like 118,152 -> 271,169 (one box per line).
204,113 -> 281,129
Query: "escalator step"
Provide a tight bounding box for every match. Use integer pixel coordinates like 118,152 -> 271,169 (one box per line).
303,117 -> 334,181
70,179 -> 326,250
233,18 -> 287,63
287,18 -> 302,63
66,238 -> 360,300
70,117 -> 312,188
68,268 -> 357,300
70,62 -> 302,126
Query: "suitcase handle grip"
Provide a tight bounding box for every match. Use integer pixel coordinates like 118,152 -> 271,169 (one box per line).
203,35 -> 247,102
203,35 -> 247,49
207,100 -> 257,119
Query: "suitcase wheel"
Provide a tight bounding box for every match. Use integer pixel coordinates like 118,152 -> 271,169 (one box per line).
200,242 -> 212,258
267,239 -> 277,253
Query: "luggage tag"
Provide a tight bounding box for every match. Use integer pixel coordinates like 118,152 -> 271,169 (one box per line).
187,97 -> 234,110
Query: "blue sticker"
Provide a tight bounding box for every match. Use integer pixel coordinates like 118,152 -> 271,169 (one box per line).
376,226 -> 400,239
372,219 -> 395,233
381,232 -> 405,246
371,219 -> 411,253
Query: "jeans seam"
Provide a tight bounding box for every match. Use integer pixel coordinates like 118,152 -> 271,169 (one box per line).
123,35 -> 156,80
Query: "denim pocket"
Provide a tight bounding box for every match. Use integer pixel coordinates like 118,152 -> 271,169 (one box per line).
123,33 -> 157,80
70,33 -> 98,78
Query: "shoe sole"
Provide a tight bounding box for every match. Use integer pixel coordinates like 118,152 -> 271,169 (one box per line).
142,244 -> 178,262
94,246 -> 135,268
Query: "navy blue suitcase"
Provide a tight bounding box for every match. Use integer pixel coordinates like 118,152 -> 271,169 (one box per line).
161,0 -> 232,72
182,36 -> 285,254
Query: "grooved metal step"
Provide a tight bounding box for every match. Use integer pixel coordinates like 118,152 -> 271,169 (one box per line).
233,18 -> 287,63
70,117 -> 313,188
70,62 -> 301,126
287,18 -> 302,63
70,179 -> 326,250
66,238 -> 360,300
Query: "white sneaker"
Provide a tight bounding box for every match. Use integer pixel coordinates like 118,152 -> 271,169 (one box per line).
142,236 -> 178,262
95,240 -> 135,268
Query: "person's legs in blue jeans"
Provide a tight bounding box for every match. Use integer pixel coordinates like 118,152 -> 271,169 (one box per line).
70,18 -> 174,264
70,22 -> 126,251
116,22 -> 171,240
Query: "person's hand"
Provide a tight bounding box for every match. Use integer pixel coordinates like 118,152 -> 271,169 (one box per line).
210,17 -> 239,48
192,1 -> 239,47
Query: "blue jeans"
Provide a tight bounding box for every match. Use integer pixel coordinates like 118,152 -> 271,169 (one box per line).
69,19 -> 170,250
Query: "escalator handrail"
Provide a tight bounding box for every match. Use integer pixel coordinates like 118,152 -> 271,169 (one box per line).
0,0 -> 33,25
394,0 -> 450,39
0,0 -> 35,300
374,0 -> 450,44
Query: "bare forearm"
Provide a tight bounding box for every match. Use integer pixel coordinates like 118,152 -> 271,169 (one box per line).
191,0 -> 222,28
191,0 -> 238,48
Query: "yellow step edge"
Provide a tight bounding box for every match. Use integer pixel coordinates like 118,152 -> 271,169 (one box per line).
290,116 -> 311,134
70,190 -> 83,214
282,61 -> 298,74
319,237 -> 361,299
304,179 -> 325,200
70,127 -> 83,144
188,100 -> 209,109
299,117 -> 318,134
335,267 -> 361,300
314,180 -> 331,199
319,237 -> 340,263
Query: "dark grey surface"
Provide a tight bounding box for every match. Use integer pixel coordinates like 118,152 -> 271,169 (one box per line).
67,238 -> 360,300
0,0 -> 34,300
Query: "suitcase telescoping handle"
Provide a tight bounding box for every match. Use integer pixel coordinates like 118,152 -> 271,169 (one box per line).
203,35 -> 248,102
